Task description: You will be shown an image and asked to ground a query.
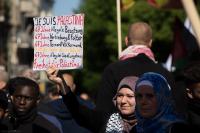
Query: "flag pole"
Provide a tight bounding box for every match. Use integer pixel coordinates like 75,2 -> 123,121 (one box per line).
116,0 -> 122,58
181,0 -> 200,48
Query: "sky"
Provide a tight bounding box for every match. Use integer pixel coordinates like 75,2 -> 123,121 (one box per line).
53,0 -> 81,16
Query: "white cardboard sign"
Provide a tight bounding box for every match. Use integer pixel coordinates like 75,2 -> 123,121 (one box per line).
33,14 -> 84,70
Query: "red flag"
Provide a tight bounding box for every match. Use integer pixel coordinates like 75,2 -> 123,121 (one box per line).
172,18 -> 187,63
147,0 -> 182,9
171,17 -> 199,71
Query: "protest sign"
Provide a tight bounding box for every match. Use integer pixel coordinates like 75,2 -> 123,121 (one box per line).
33,14 -> 84,70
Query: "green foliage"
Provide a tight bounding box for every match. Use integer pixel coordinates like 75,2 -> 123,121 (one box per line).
74,0 -> 196,94
73,0 -> 117,94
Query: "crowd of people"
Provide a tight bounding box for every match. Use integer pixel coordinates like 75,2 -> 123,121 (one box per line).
0,22 -> 200,133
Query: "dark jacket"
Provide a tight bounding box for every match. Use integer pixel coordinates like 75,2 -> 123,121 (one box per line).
0,121 -> 7,131
63,54 -> 176,132
170,122 -> 198,133
186,98 -> 200,130
39,99 -> 91,133
1,108 -> 61,133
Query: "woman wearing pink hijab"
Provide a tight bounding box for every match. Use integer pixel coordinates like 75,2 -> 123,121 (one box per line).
105,76 -> 138,133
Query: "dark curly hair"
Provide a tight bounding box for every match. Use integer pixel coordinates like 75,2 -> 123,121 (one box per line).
5,77 -> 40,97
182,61 -> 200,87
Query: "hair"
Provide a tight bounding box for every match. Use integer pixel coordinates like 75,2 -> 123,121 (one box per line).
119,84 -> 132,90
5,77 -> 40,97
127,22 -> 152,46
47,85 -> 60,96
182,61 -> 200,87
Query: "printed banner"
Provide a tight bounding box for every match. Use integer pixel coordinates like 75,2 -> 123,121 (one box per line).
33,14 -> 84,70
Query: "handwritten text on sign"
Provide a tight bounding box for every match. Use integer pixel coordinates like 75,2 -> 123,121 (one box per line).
33,14 -> 84,70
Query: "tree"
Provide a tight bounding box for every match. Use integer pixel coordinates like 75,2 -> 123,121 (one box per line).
73,0 -> 196,96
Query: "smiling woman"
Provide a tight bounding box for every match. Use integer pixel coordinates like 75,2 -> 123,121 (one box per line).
105,76 -> 138,133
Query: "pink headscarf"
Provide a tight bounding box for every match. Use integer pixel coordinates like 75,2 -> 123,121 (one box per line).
113,76 -> 138,106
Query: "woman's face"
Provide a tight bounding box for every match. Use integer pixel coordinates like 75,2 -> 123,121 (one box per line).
136,85 -> 157,118
116,87 -> 135,116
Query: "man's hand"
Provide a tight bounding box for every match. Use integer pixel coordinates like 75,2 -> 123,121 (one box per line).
46,66 -> 62,85
46,66 -> 69,95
